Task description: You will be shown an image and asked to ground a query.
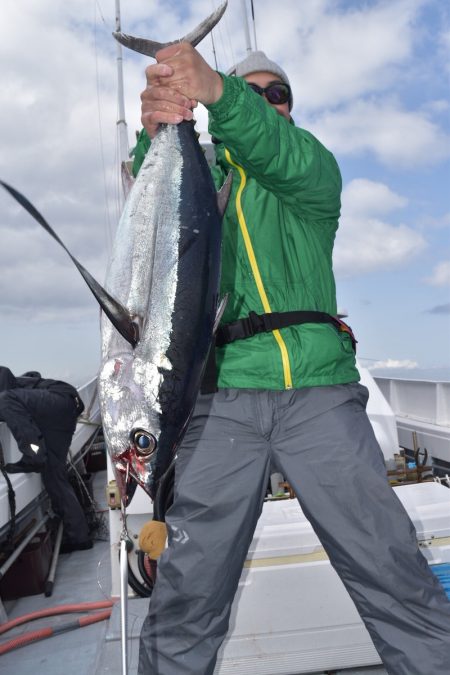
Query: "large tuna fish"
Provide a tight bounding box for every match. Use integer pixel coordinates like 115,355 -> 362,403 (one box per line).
102,1 -> 229,504
0,1 -> 229,506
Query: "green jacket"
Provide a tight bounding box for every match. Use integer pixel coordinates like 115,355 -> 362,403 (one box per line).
132,75 -> 359,390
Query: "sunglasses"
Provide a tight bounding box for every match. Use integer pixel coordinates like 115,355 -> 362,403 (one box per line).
247,82 -> 291,105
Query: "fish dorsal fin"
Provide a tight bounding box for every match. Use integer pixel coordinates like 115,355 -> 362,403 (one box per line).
0,180 -> 139,347
216,171 -> 233,218
113,1 -> 227,57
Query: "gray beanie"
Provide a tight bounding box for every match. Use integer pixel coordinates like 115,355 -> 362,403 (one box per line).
227,50 -> 293,110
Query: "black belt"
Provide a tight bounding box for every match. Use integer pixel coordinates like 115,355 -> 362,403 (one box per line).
216,310 -> 356,349
201,310 -> 357,395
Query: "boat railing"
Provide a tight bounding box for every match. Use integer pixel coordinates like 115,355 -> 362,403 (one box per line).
374,377 -> 450,466
374,377 -> 450,427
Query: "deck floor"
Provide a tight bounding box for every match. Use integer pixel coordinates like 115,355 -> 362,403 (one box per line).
0,471 -> 387,675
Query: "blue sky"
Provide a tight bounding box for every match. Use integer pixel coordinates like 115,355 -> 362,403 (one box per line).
0,0 -> 449,386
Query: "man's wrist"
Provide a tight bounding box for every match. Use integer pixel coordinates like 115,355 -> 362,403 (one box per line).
208,71 -> 224,105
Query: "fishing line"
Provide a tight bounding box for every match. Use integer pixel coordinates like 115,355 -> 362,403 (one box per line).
210,0 -> 236,72
210,29 -> 218,70
250,0 -> 258,50
96,549 -> 115,600
95,0 -> 108,26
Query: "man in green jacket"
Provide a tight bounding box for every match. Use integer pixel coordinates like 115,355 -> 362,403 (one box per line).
134,45 -> 450,675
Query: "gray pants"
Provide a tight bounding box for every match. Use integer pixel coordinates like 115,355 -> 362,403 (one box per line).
138,384 -> 450,674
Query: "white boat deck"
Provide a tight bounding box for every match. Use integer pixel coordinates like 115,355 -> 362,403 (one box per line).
0,471 -> 391,675
2,373 -> 449,674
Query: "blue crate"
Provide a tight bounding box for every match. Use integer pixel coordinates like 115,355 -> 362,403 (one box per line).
430,563 -> 450,600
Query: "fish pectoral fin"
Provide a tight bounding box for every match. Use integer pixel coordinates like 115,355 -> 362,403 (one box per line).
213,294 -> 229,335
0,179 -> 138,347
113,1 -> 227,56
216,171 -> 233,218
98,289 -> 140,347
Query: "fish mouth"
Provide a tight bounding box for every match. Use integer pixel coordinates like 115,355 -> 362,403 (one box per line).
111,429 -> 158,505
113,458 -> 138,507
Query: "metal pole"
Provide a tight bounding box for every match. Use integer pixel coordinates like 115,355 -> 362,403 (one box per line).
241,0 -> 253,53
120,538 -> 129,675
0,513 -> 49,581
115,0 -> 129,166
45,520 -> 64,597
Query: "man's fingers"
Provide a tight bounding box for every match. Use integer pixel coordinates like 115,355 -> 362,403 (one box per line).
142,106 -> 193,123
141,85 -> 192,110
141,112 -> 181,140
145,62 -> 173,84
142,106 -> 193,138
155,43 -> 187,63
140,45 -> 198,138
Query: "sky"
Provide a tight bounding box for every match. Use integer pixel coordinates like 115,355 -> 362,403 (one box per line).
0,0 -> 449,387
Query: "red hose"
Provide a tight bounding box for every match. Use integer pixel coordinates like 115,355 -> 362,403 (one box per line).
0,627 -> 53,654
78,609 -> 112,627
0,599 -> 114,635
0,609 -> 112,655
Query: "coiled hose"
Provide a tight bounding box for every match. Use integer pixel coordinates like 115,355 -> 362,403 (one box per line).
128,461 -> 175,597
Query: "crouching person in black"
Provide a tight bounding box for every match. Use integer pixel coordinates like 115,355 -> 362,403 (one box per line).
0,366 -> 92,553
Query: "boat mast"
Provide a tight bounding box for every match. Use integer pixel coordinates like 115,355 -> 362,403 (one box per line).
115,0 -> 129,166
241,0 -> 253,53
241,0 -> 258,53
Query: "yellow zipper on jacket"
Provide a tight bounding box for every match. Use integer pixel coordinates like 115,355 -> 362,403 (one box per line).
225,149 -> 293,389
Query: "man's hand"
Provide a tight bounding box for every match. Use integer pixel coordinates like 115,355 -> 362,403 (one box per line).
141,42 -> 223,138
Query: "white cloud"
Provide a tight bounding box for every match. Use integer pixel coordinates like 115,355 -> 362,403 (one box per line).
307,98 -> 450,168
334,179 -> 426,276
367,359 -> 418,371
251,0 -> 426,111
421,99 -> 450,116
225,1 -> 450,170
419,211 -> 450,229
425,261 -> 450,286
343,179 -> 408,216
0,0 -> 449,380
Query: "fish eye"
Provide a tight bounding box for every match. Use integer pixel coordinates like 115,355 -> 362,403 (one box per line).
130,429 -> 157,457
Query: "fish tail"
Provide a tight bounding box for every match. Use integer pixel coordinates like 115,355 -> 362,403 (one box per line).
113,1 -> 227,57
